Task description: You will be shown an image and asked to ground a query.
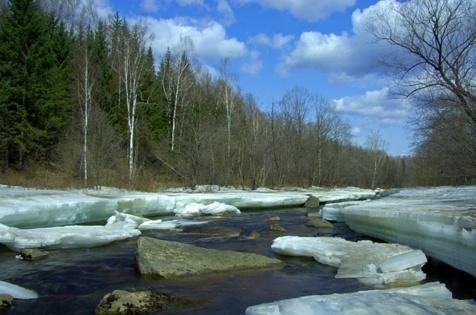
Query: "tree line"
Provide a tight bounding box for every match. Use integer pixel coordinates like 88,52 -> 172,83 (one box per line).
0,0 -> 472,189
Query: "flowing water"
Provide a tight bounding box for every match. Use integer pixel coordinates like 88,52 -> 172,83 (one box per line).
0,208 -> 474,314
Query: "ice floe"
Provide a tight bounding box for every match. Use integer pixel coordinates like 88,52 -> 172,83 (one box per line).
272,236 -> 426,286
0,222 -> 141,250
342,185 -> 476,277
0,185 -> 381,228
246,282 -> 476,315
0,280 -> 38,299
174,202 -> 241,217
319,201 -> 366,222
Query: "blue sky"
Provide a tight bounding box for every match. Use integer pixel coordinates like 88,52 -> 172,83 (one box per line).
98,0 -> 415,155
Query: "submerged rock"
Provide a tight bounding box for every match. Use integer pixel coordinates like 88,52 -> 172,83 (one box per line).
137,237 -> 282,278
15,249 -> 49,261
0,295 -> 12,310
269,223 -> 287,232
95,290 -> 175,315
248,231 -> 261,239
306,218 -> 333,229
306,211 -> 321,219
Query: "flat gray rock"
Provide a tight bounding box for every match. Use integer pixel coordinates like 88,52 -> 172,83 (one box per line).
137,237 -> 282,278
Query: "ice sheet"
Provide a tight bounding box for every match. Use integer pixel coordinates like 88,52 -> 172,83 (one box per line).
272,236 -> 426,286
174,202 -> 241,217
246,282 -> 476,315
0,280 -> 38,299
320,201 -> 367,222
0,186 -> 175,228
342,185 -> 476,277
0,185 -> 380,228
0,222 -> 141,250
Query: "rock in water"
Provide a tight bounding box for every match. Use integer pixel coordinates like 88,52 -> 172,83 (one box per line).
137,237 -> 282,278
0,295 -> 12,310
304,195 -> 320,208
95,290 -> 174,315
306,211 -> 321,219
269,223 -> 287,232
306,218 -> 334,228
16,249 -> 49,261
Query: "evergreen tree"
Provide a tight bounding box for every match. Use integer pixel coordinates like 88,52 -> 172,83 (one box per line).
0,0 -> 70,168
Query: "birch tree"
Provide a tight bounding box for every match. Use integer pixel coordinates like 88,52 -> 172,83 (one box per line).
115,22 -> 147,180
218,59 -> 236,156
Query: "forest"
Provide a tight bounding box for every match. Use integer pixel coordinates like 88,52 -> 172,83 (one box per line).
0,0 -> 474,190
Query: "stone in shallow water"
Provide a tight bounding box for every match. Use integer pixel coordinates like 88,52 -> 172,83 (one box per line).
305,218 -> 333,229
137,237 -> 282,278
246,282 -> 476,315
95,290 -> 176,315
0,294 -> 12,310
15,249 -> 48,261
269,223 -> 287,232
304,195 -> 320,208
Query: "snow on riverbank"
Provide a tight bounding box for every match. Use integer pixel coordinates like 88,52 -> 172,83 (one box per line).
0,185 -> 380,228
246,282 -> 476,315
342,185 -> 476,277
0,212 -> 208,250
272,236 -> 426,286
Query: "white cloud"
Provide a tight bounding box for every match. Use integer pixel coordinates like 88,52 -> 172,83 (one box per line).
351,127 -> 361,136
141,0 -> 159,13
141,17 -> 247,59
176,0 -> 205,7
217,0 -> 235,26
279,0 -> 405,77
332,87 -> 413,124
241,50 -> 262,75
241,0 -> 356,21
250,33 -> 294,49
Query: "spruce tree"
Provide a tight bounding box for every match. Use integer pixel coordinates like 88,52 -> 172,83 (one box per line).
0,0 -> 70,168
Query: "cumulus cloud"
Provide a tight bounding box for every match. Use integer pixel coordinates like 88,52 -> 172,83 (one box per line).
279,0 -> 405,77
217,0 -> 235,26
241,50 -> 262,75
240,0 -> 356,21
141,17 -> 247,59
176,0 -> 205,7
141,0 -> 159,13
250,33 -> 294,49
331,87 -> 413,124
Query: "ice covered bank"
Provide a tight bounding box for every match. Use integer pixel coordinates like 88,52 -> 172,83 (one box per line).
342,186 -> 476,277
0,212 -> 207,250
272,236 -> 426,286
0,185 -> 176,228
246,282 -> 476,315
0,185 -> 380,228
0,280 -> 38,299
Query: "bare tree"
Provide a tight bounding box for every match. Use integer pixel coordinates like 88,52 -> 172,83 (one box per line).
218,58 -> 237,157
114,22 -> 147,180
367,0 -> 476,125
365,131 -> 387,189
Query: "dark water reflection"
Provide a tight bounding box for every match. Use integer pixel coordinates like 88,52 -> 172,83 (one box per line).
0,208 -> 474,314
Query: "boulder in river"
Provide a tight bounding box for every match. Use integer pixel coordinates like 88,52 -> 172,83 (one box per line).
306,218 -> 334,229
0,295 -> 12,310
95,290 -> 175,315
137,237 -> 282,278
269,222 -> 287,232
304,195 -> 321,208
16,249 -> 49,261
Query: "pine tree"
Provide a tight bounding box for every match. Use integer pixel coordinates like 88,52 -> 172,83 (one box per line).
0,0 -> 70,168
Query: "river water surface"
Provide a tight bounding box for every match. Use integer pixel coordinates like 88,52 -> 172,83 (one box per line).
0,208 -> 474,314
